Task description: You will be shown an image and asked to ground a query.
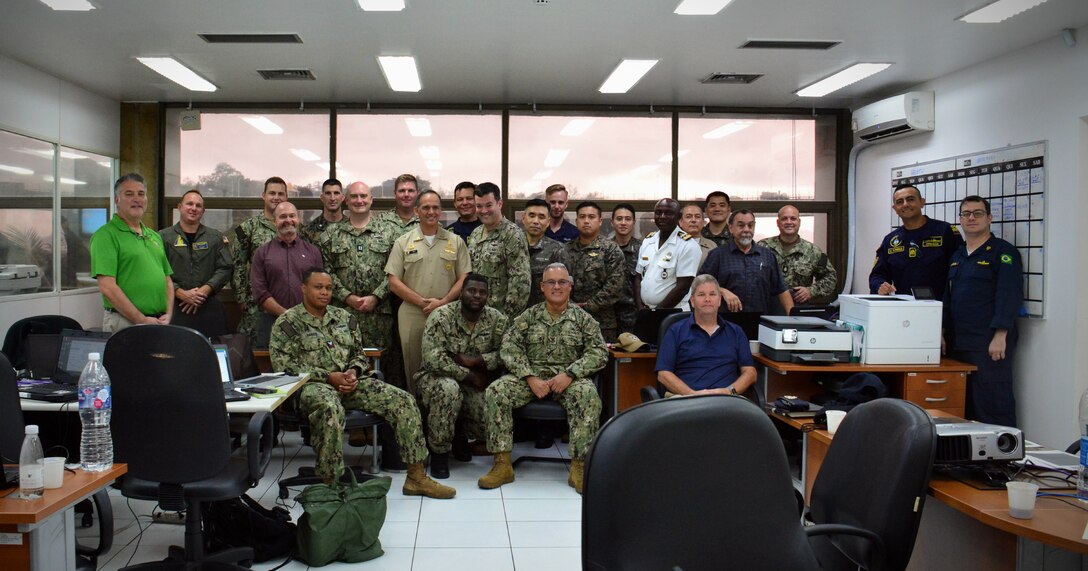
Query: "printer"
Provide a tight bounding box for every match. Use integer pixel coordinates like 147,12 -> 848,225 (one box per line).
758,316 -> 852,363
837,294 -> 942,365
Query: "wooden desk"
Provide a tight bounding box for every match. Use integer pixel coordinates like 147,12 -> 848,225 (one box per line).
605,350 -> 657,417
0,464 -> 126,571
756,355 -> 976,417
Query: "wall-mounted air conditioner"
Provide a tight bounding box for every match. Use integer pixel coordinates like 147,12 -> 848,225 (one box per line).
852,91 -> 934,143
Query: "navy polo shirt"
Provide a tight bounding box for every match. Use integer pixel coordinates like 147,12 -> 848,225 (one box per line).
655,314 -> 754,391
943,235 -> 1023,352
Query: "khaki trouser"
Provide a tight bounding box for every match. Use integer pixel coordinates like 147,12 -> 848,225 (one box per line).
397,304 -> 427,395
102,311 -> 136,333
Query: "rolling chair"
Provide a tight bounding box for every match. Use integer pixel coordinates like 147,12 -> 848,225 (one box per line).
170,297 -> 229,338
2,314 -> 82,371
104,325 -> 273,568
512,373 -> 600,467
583,394 -> 882,571
806,399 -> 936,571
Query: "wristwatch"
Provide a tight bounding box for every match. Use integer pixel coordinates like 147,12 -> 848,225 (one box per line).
728,387 -> 737,395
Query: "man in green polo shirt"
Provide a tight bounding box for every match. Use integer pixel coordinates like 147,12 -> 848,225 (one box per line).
90,173 -> 174,332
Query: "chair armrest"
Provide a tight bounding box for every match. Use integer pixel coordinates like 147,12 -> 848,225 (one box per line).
804,523 -> 885,570
640,386 -> 661,402
246,411 -> 274,483
76,488 -> 113,558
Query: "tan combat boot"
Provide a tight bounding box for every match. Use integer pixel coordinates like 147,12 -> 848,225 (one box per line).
477,452 -> 515,489
403,463 -> 456,499
568,459 -> 585,494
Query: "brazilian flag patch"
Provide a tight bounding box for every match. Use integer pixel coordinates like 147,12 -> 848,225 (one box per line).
1000,254 -> 1013,265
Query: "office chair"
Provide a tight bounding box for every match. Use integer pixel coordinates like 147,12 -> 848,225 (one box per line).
104,325 -> 274,568
512,374 -> 600,467
2,314 -> 82,371
171,297 -> 229,338
807,399 -> 936,571
583,395 -> 881,571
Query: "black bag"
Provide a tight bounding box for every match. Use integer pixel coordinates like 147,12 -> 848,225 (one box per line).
203,494 -> 297,563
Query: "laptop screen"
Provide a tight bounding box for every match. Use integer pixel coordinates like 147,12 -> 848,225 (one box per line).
214,345 -> 233,385
56,331 -> 109,382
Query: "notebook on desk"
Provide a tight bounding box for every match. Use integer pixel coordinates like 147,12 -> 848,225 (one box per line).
19,330 -> 109,402
213,345 -> 251,402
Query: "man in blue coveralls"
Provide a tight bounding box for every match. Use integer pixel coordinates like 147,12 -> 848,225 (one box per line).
942,195 -> 1023,427
870,185 -> 963,298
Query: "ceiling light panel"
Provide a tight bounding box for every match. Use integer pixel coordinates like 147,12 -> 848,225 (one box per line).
544,149 -> 570,168
240,116 -> 283,135
39,0 -> 95,10
0,165 -> 34,175
290,148 -> 321,161
703,121 -> 753,139
137,57 -> 217,92
425,160 -> 443,170
674,0 -> 735,15
357,0 -> 406,10
560,119 -> 595,137
406,118 -> 433,137
419,146 -> 440,160
599,59 -> 658,94
378,56 -> 421,92
796,63 -> 891,97
958,0 -> 1049,23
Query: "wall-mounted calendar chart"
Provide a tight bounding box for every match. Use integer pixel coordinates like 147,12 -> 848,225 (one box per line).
890,141 -> 1045,317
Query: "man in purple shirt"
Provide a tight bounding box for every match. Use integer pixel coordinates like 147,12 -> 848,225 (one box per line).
251,202 -> 323,347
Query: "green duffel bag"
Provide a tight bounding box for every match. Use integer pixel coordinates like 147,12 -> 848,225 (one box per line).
295,473 -> 392,566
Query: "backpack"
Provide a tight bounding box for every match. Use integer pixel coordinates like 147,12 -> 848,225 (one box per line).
203,494 -> 297,563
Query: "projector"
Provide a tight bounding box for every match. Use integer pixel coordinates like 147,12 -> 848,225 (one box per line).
934,417 -> 1023,464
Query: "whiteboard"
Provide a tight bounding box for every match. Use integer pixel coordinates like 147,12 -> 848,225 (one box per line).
891,141 -> 1045,318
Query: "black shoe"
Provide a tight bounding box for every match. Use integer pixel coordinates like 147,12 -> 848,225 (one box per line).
535,433 -> 553,449
452,432 -> 471,462
430,453 -> 450,479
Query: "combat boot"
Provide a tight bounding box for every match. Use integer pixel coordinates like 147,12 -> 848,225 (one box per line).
477,452 -> 515,489
403,463 -> 456,499
568,459 -> 585,494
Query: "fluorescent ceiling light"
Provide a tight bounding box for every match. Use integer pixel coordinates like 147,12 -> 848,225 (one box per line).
38,0 -> 95,10
316,162 -> 343,171
378,56 -> 421,92
703,121 -> 753,139
560,119 -> 595,137
419,146 -> 440,160
59,151 -> 87,160
240,116 -> 283,135
544,149 -> 571,168
356,0 -> 405,11
532,170 -> 554,180
43,175 -> 86,185
425,160 -> 443,171
429,171 -> 441,178
137,57 -> 217,92
97,161 -> 112,168
797,63 -> 891,97
631,165 -> 660,176
959,0 -> 1049,23
659,150 -> 690,163
290,148 -> 321,161
0,165 -> 34,175
405,117 -> 432,137
599,59 -> 658,94
674,0 -> 735,15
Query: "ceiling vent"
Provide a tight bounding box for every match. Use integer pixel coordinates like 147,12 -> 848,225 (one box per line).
257,69 -> 316,81
740,39 -> 840,50
700,73 -> 762,84
199,34 -> 302,44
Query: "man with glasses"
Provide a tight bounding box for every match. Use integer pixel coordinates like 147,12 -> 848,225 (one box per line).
870,185 -> 963,299
302,178 -> 345,243
478,263 -> 606,494
565,201 -> 626,341
943,196 -> 1023,426
232,176 -> 288,343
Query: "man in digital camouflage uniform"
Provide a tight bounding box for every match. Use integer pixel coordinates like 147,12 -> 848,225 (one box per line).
231,176 -> 287,343
564,201 -> 626,342
301,178 -> 345,244
270,268 -> 455,499
478,263 -> 606,494
609,203 -> 641,335
415,273 -> 509,479
466,182 -> 530,318
522,198 -> 569,308
758,205 -> 838,305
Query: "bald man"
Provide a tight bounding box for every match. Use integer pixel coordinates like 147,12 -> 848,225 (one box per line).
250,202 -> 323,347
758,205 -> 837,304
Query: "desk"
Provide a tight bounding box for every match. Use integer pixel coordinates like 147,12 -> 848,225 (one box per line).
0,464 -> 126,571
605,350 -> 657,417
756,354 -> 975,417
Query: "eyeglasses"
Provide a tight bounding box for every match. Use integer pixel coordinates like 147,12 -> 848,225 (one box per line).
542,279 -> 571,287
959,210 -> 988,219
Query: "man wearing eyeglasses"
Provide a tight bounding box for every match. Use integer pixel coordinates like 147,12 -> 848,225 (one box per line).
478,263 -> 606,494
943,196 -> 1023,426
870,185 -> 963,298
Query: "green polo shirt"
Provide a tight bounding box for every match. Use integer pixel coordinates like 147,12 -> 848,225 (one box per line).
90,214 -> 173,314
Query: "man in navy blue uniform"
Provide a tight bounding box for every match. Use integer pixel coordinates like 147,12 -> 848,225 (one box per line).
943,195 -> 1023,427
655,274 -> 756,396
870,185 -> 963,298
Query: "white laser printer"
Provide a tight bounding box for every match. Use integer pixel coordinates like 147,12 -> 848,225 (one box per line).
758,316 -> 852,363
837,294 -> 942,365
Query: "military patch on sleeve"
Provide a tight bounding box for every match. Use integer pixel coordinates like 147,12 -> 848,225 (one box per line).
1000,254 -> 1013,265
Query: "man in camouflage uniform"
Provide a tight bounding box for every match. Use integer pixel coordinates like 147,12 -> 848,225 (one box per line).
758,205 -> 838,305
478,263 -> 606,494
301,178 -> 345,243
564,201 -> 626,342
231,176 -> 286,342
270,268 -> 455,499
703,191 -> 734,248
609,203 -> 641,335
416,273 -> 509,478
375,173 -> 420,238
522,198 -> 569,308
466,182 -> 530,317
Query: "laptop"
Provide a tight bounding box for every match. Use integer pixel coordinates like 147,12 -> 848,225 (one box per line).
213,345 -> 251,402
18,330 -> 109,402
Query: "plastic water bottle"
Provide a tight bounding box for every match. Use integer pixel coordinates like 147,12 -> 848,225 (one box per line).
19,425 -> 44,499
78,352 -> 113,472
1079,388 -> 1088,501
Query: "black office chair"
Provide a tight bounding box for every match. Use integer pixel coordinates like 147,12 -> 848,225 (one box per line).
807,398 -> 936,571
104,325 -> 273,568
512,374 -> 600,467
2,314 -> 82,371
171,297 -> 229,338
583,394 -> 880,571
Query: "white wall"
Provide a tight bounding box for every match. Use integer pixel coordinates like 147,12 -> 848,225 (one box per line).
852,28 -> 1088,448
0,55 -> 120,336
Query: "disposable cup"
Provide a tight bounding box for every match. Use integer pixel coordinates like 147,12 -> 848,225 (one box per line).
1006,481 -> 1039,519
749,340 -> 760,356
43,457 -> 65,489
825,410 -> 847,435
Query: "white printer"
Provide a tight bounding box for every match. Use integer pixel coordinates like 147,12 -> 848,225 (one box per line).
0,264 -> 42,295
837,294 -> 942,365
758,316 -> 852,363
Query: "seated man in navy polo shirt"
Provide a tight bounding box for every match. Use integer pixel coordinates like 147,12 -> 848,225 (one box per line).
656,274 -> 756,396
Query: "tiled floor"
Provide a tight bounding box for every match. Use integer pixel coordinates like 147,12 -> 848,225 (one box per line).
86,432 -> 583,570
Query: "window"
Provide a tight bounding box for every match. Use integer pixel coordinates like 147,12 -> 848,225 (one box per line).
59,147 -> 113,290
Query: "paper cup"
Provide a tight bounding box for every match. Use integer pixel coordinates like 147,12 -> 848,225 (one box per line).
749,340 -> 760,355
825,410 -> 847,435
1006,481 -> 1039,519
43,457 -> 66,489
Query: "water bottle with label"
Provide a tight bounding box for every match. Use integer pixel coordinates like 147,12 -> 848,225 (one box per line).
19,425 -> 44,499
1078,387 -> 1088,501
78,352 -> 113,472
